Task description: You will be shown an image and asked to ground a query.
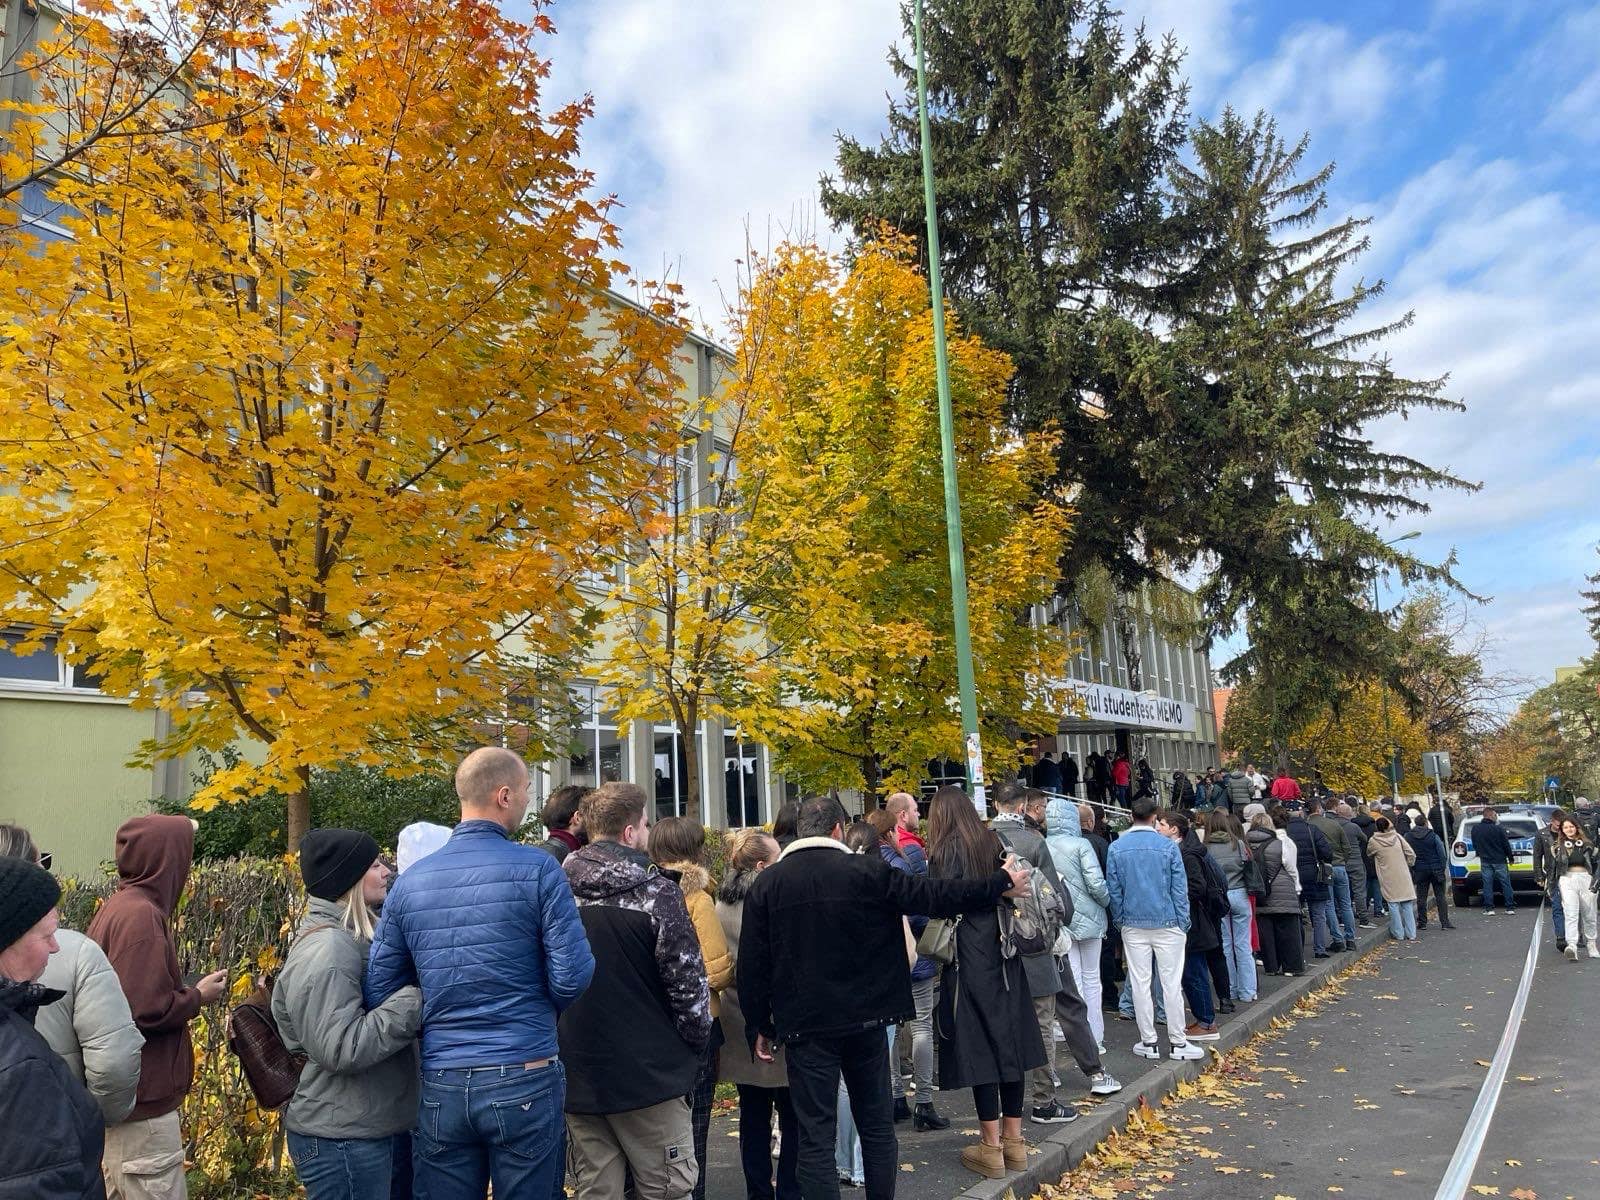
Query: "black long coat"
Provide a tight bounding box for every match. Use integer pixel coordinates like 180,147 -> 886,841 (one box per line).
1180,834 -> 1222,953
930,845 -> 1045,1090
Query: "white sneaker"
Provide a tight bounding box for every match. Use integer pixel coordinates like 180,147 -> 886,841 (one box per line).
1169,1040 -> 1206,1061
1095,1041 -> 1107,1056
1589,945 -> 1599,959
1566,945 -> 1579,962
1132,1041 -> 1162,1060
1088,1071 -> 1123,1095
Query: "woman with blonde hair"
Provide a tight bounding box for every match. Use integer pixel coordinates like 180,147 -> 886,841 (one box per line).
651,816 -> 735,1200
272,830 -> 422,1199
716,828 -> 797,1200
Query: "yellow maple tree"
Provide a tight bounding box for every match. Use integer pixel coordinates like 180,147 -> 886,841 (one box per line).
0,0 -> 682,845
726,236 -> 1075,798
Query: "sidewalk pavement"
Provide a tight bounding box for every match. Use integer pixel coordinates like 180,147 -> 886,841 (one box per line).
701,923 -> 1392,1200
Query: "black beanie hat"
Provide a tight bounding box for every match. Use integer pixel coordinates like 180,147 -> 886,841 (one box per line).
299,829 -> 380,901
0,856 -> 61,952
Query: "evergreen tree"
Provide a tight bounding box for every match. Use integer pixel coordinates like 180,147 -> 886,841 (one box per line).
821,0 -> 1194,590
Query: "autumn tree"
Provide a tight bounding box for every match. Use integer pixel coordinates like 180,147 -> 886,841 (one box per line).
0,0 -> 681,847
1222,677 -> 1429,799
728,236 -> 1073,800
1,0 -> 276,203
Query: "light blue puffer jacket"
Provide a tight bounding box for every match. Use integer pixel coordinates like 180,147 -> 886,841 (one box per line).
1044,799 -> 1111,941
366,820 -> 595,1071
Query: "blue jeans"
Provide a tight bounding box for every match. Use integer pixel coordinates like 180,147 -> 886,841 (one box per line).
1223,889 -> 1257,1000
1309,895 -> 1337,954
1388,899 -> 1417,940
287,1133 -> 395,1200
1331,867 -> 1358,943
1366,873 -> 1387,915
1181,952 -> 1214,1025
415,1061 -> 566,1200
1481,863 -> 1515,909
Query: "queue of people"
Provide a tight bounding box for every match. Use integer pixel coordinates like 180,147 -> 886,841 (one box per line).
5,750 -> 1481,1200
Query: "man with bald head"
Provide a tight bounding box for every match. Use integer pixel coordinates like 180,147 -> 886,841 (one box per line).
885,792 -> 928,875
367,747 -> 595,1200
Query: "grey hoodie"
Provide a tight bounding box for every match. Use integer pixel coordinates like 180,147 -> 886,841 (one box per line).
272,897 -> 422,1140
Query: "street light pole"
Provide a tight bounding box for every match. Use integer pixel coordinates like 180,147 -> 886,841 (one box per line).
912,0 -> 986,813
1374,530 -> 1421,807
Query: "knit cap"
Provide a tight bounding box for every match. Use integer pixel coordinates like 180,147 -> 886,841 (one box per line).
0,856 -> 61,951
299,829 -> 380,901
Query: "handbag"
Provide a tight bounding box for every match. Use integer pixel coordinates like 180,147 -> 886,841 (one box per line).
1241,844 -> 1268,900
915,915 -> 960,966
225,924 -> 334,1110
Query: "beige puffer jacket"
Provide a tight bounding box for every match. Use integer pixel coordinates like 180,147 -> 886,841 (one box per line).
35,928 -> 144,1124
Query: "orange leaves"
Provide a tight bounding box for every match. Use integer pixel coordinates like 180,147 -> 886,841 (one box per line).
0,0 -> 680,835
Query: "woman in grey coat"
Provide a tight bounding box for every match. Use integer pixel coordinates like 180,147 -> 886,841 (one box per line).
0,823 -> 142,1124
273,829 -> 422,1200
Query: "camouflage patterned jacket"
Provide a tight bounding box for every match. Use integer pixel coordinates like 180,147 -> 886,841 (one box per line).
558,839 -> 711,1115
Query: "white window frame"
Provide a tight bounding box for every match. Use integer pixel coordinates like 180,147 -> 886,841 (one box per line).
0,628 -> 118,701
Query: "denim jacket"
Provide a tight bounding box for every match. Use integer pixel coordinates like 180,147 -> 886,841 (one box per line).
1105,826 -> 1190,932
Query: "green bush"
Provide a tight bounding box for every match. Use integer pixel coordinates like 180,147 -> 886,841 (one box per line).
160,751 -> 459,859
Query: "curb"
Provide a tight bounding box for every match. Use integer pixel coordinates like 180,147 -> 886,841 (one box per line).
955,924 -> 1391,1200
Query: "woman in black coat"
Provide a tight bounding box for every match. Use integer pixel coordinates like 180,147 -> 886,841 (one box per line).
0,856 -> 106,1200
1161,812 -> 1227,1039
927,787 -> 1044,1182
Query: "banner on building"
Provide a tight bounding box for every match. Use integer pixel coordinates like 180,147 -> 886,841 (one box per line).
1066,680 -> 1194,732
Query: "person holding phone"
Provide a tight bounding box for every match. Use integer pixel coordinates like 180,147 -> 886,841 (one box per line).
89,814 -> 228,1200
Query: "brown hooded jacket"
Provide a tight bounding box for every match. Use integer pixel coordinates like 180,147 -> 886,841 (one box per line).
86,814 -> 200,1122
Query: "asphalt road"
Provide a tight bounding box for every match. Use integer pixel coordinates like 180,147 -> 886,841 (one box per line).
1077,903 -> 1600,1200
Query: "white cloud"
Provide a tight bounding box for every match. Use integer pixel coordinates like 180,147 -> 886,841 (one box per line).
1528,5 -> 1600,141
540,0 -> 900,326
1223,22 -> 1443,143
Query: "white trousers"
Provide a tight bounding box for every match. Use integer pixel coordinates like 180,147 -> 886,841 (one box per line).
1121,926 -> 1188,1047
1066,935 -> 1105,1046
1559,871 -> 1598,946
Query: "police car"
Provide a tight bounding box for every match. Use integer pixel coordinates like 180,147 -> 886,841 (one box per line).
1449,806 -> 1555,908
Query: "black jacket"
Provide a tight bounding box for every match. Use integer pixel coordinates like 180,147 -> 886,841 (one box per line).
1179,833 -> 1223,953
1404,827 -> 1447,875
737,837 -> 1011,1047
1471,821 -> 1514,866
1286,817 -> 1334,901
558,840 -> 711,1115
0,979 -> 106,1200
1061,756 -> 1080,793
1034,759 -> 1062,792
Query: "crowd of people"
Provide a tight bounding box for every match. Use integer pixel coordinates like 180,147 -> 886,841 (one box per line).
7,745 -> 1577,1200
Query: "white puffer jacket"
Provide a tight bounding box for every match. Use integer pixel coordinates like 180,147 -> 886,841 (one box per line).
35,928 -> 144,1124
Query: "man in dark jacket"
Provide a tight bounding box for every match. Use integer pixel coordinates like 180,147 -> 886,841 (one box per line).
1,855 -> 108,1200
739,796 -> 1029,1200
1404,815 -> 1454,930
1061,753 -> 1081,798
1471,808 -> 1517,913
560,783 -> 711,1200
1308,799 -> 1357,951
1034,751 -> 1063,794
368,747 -> 595,1200
1285,810 -> 1337,957
536,784 -> 589,863
88,814 -> 229,1199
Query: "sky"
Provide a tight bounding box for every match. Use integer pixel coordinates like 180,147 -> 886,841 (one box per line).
530,0 -> 1600,695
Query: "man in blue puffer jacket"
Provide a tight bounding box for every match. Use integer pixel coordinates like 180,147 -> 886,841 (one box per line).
367,746 -> 595,1200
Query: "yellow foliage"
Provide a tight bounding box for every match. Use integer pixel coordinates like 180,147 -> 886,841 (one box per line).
725,236 -> 1074,793
0,0 -> 682,837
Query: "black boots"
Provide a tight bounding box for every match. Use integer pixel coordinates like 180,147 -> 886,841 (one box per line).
893,1097 -> 912,1123
914,1102 -> 950,1131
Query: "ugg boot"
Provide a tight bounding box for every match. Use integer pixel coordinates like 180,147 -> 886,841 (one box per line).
1002,1134 -> 1030,1172
960,1142 -> 1005,1179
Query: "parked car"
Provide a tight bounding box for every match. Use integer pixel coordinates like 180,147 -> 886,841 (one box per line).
1450,807 -> 1553,908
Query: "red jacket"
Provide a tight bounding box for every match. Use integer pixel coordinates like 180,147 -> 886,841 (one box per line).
87,815 -> 201,1122
1269,776 -> 1302,802
1111,759 -> 1131,787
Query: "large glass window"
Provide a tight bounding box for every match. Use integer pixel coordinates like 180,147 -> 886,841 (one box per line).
0,631 -> 103,693
567,684 -> 623,790
652,722 -> 689,821
722,730 -> 767,827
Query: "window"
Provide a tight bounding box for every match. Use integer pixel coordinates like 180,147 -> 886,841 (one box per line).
567,684 -> 624,790
0,631 -> 104,694
651,721 -> 690,821
722,730 -> 768,827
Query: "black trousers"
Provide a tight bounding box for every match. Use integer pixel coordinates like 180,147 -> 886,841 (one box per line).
736,1084 -> 799,1200
786,1029 -> 896,1200
1205,946 -> 1230,1003
1414,869 -> 1450,926
1258,913 -> 1304,975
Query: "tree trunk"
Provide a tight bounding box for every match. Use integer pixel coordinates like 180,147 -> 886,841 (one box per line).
680,708 -> 702,824
1114,600 -> 1149,764
287,763 -> 312,852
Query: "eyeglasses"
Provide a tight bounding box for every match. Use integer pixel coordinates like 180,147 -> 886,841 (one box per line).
39,851 -> 53,872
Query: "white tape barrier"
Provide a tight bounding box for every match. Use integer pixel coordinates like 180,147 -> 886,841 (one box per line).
1431,904 -> 1544,1199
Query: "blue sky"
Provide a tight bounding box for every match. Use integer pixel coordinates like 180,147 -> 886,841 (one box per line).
534,0 -> 1600,692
